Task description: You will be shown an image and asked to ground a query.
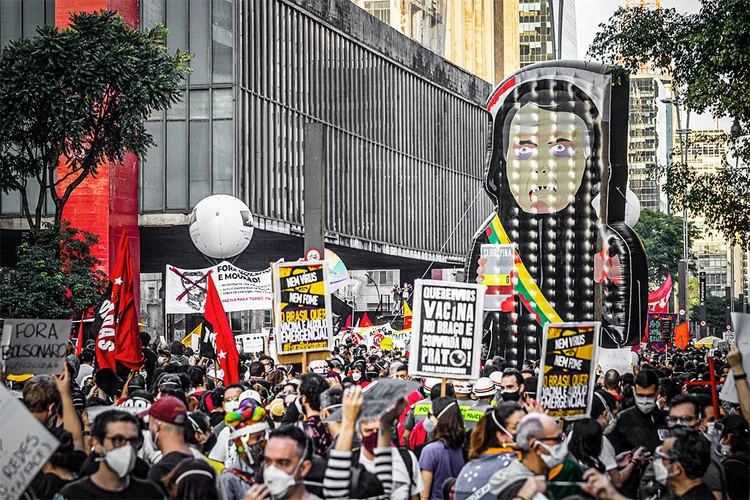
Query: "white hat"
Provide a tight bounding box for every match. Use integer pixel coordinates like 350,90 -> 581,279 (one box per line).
240,389 -> 263,405
422,377 -> 442,392
309,360 -> 329,374
473,377 -> 496,397
489,371 -> 504,387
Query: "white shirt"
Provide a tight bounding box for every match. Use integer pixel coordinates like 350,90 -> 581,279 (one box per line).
76,364 -> 94,386
359,447 -> 424,500
599,436 -> 618,472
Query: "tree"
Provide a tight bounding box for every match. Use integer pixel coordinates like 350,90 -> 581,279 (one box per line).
633,208 -> 700,288
690,293 -> 727,332
0,222 -> 107,318
0,11 -> 190,235
588,0 -> 750,245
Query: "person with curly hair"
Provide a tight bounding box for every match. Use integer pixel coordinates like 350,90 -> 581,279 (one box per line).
418,397 -> 466,500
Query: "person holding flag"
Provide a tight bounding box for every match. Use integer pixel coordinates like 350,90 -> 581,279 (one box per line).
200,271 -> 240,386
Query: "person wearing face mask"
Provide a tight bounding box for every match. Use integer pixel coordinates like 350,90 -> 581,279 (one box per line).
56,410 -> 163,500
141,396 -> 193,492
717,414 -> 749,500
470,377 -> 497,415
664,394 -> 725,500
220,399 -> 270,500
244,425 -> 322,500
606,369 -> 664,498
418,397 -> 466,500
402,378 -> 449,446
208,384 -> 246,464
344,362 -> 369,386
488,413 -> 566,500
590,390 -> 645,489
186,411 -> 222,471
298,373 -> 334,456
454,403 -> 523,500
653,427 -> 713,500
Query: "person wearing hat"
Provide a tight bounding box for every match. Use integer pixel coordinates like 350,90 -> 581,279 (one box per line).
456,383 -> 481,432
401,378 -> 451,446
221,398 -> 270,500
472,377 -> 497,414
141,395 -> 193,492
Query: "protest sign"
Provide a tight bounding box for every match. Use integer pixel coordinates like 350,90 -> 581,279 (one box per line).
166,262 -> 272,314
721,313 -> 750,404
0,383 -> 59,500
1,319 -> 71,376
236,333 -> 265,354
273,261 -> 333,355
596,347 -> 633,377
538,322 -> 600,420
407,280 -> 485,380
480,244 -> 514,311
647,313 -> 676,344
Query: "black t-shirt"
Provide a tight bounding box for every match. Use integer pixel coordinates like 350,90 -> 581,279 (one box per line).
29,472 -> 72,500
676,482 -> 715,499
146,451 -> 192,489
55,476 -> 163,500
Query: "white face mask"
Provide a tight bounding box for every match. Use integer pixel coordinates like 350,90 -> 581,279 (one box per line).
635,396 -> 656,414
423,417 -> 436,434
157,356 -> 166,365
264,465 -> 297,498
225,401 -> 240,413
352,372 -> 362,381
98,445 -> 136,478
704,422 -> 717,439
653,457 -> 670,485
537,440 -> 568,469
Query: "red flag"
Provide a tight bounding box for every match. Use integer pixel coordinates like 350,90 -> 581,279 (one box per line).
360,312 -> 374,328
203,273 -> 239,385
94,231 -> 143,371
75,313 -> 85,356
648,274 -> 673,313
344,314 -> 352,329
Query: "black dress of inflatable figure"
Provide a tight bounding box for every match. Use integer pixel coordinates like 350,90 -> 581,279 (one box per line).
465,61 -> 648,365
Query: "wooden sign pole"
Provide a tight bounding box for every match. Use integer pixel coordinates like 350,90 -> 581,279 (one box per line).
441,377 -> 447,397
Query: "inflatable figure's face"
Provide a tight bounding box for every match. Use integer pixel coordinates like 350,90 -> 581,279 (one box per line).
505,104 -> 589,214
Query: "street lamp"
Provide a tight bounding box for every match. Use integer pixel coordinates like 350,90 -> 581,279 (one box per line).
661,97 -> 690,323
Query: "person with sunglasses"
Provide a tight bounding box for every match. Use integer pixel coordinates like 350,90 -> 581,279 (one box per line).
56,410 -> 163,499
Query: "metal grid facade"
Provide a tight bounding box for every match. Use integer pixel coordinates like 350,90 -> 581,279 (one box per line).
236,0 -> 491,259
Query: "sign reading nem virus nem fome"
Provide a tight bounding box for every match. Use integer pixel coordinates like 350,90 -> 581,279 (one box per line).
538,322 -> 600,420
408,280 -> 485,380
273,261 -> 333,354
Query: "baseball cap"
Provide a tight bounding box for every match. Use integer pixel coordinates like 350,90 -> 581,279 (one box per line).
138,395 -> 187,425
473,377 -> 496,397
268,399 -> 285,418
240,389 -> 263,406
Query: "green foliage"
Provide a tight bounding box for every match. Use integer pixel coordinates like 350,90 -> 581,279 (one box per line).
0,11 -> 190,233
0,222 -> 108,319
690,293 -> 728,331
588,0 -> 750,245
633,208 -> 700,288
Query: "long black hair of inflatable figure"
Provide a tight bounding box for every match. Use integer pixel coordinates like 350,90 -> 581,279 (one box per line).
466,61 -> 648,365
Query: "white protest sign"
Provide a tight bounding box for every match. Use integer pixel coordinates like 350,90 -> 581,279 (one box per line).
408,280 -> 485,380
596,347 -> 633,377
0,383 -> 59,500
1,319 -> 71,376
165,262 -> 273,314
720,313 -> 750,404
236,333 -> 265,354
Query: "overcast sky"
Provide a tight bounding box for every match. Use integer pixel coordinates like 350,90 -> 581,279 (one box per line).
575,0 -> 722,130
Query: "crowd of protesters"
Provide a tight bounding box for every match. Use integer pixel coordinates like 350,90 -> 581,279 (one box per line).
6,329 -> 750,500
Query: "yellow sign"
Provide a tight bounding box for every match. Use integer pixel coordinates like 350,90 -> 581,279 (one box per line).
380,337 -> 393,350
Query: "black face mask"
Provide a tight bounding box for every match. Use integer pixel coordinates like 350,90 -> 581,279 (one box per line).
499,390 -> 521,402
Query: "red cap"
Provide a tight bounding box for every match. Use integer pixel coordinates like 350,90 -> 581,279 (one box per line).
138,395 -> 187,425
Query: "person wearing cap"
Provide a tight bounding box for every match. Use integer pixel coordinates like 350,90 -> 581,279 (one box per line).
221,398 -> 270,500
56,410 -> 163,500
472,377 -> 497,415
142,395 -> 193,492
210,388 -> 264,466
455,383 -> 481,432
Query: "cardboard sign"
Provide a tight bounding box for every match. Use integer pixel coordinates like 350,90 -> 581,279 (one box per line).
538,322 -> 601,420
166,262 -> 272,314
1,319 -> 71,376
596,347 -> 633,377
236,333 -> 265,354
480,244 -> 514,311
273,261 -> 333,354
407,280 -> 485,380
0,383 -> 59,500
721,313 -> 750,404
647,313 -> 676,344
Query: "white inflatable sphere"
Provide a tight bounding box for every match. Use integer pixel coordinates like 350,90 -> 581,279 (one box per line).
189,195 -> 254,259
624,189 -> 642,227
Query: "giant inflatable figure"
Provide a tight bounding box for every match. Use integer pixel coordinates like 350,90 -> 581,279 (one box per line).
466,61 -> 648,364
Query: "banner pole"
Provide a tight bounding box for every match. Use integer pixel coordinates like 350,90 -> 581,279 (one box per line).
441,377 -> 447,397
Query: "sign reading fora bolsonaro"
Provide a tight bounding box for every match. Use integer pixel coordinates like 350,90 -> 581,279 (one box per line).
408,280 -> 485,380
1,319 -> 71,376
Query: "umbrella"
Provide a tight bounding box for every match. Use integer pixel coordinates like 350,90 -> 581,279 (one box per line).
324,378 -> 421,423
694,336 -> 723,348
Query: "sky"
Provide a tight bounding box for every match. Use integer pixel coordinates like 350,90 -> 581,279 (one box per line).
575,0 -> 723,131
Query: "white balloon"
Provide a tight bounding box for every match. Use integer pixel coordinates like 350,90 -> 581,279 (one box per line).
624,189 -> 641,227
189,195 -> 254,259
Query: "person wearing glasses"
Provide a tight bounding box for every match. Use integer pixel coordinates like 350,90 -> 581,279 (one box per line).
487,413 -> 571,500
652,427 -> 713,500
56,410 -> 163,499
